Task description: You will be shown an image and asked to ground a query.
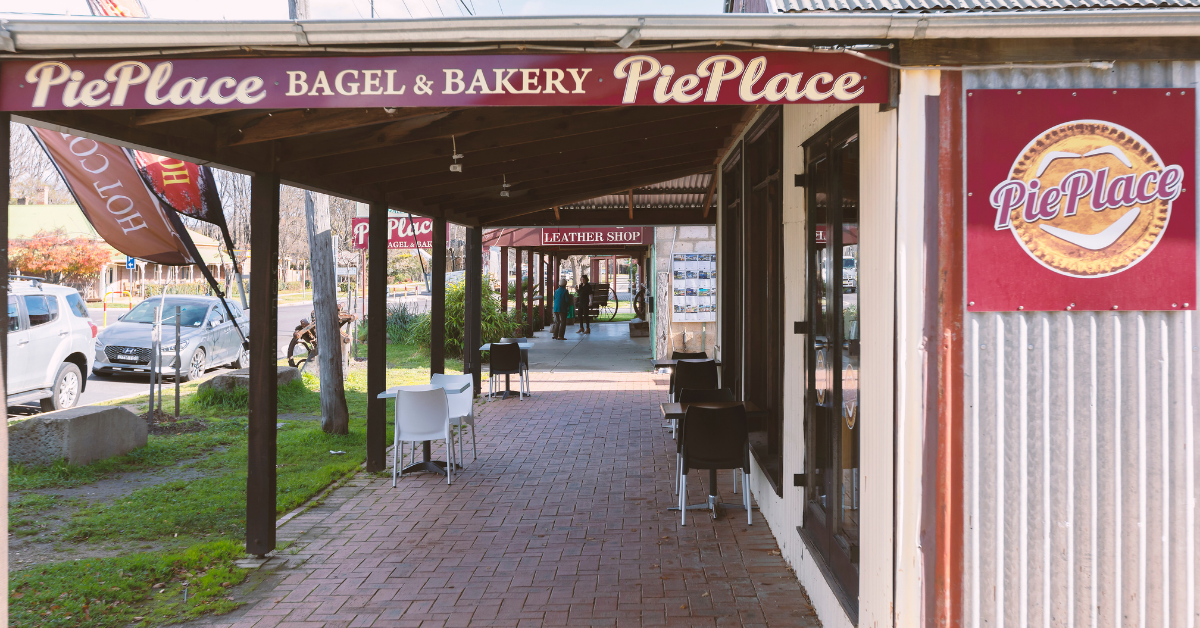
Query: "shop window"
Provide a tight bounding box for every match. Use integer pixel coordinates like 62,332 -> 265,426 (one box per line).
720,143 -> 743,397
743,107 -> 784,494
800,109 -> 860,617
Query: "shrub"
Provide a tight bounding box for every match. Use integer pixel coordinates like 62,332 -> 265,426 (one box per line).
406,274 -> 522,358
386,302 -> 422,344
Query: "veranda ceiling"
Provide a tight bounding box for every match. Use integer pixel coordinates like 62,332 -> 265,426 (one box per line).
18,103 -> 748,227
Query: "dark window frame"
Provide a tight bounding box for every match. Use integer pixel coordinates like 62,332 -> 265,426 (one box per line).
720,141 -> 744,400
799,108 -> 861,621
742,106 -> 785,496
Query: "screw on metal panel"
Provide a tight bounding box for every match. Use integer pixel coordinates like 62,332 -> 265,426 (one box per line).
981,344 -> 986,349
1113,305 -> 1119,310
1017,91 -> 1022,94
1168,91 -> 1172,95
969,301 -> 975,306
968,192 -> 973,197
1174,303 -> 1179,308
1072,92 -> 1077,96
1028,344 -> 1033,350
1018,305 -> 1024,310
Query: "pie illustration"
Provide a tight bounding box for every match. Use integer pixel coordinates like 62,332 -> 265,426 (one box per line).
1006,120 -> 1173,277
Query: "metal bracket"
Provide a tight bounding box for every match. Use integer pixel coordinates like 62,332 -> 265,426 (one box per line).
794,320 -> 809,334
793,173 -> 806,188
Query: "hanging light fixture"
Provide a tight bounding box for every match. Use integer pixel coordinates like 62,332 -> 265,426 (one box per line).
500,174 -> 512,198
449,135 -> 463,173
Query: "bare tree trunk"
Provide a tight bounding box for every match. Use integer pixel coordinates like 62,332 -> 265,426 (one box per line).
305,191 -> 350,434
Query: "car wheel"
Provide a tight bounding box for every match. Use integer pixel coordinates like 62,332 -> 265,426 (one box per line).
181,348 -> 206,383
41,363 -> 82,412
232,345 -> 249,370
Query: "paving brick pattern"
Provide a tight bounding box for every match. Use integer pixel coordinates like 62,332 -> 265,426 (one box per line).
187,372 -> 820,628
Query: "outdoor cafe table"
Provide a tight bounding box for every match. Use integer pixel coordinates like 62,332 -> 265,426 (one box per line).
377,381 -> 471,477
479,342 -> 532,398
660,400 -> 765,421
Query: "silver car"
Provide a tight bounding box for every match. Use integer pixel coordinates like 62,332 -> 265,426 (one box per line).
93,296 -> 249,382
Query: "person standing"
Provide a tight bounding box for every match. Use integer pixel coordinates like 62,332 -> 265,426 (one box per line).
552,279 -> 570,339
575,274 -> 593,334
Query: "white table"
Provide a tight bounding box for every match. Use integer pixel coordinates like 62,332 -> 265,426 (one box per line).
377,381 -> 471,476
479,343 -> 532,399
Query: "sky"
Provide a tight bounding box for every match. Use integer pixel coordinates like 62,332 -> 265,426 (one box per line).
0,0 -> 725,20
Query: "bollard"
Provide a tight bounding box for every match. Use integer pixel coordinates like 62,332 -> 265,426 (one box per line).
175,306 -> 181,421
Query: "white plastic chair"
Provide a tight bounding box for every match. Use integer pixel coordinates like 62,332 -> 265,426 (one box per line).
393,388 -> 455,486
431,373 -> 478,466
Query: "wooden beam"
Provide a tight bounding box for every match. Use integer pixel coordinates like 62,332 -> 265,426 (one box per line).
400,143 -> 720,205
456,158 -> 715,217
375,133 -> 729,195
505,208 -> 716,227
431,218 -> 446,376
134,108 -> 236,125
247,169 -> 280,558
464,227 -> 483,396
279,106 -> 615,161
227,107 -> 455,146
628,189 -> 634,220
366,199 -> 388,473
701,170 -> 718,219
286,106 -> 740,179
553,205 -> 560,220
900,36 -> 1200,66
471,162 -> 715,224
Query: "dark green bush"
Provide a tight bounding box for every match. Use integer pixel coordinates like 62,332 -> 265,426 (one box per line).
406,275 -> 521,357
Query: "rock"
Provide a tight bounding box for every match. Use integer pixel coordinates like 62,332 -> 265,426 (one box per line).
8,405 -> 147,466
199,367 -> 301,394
628,321 -> 650,338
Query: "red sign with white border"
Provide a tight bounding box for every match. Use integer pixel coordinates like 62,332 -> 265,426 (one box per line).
966,89 -> 1196,311
352,216 -> 432,249
541,227 -> 644,246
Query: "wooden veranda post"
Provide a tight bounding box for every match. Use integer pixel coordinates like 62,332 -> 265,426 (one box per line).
525,249 -> 535,337
1,114 -> 9,602
430,218 -> 446,376
247,170 -> 280,558
499,246 -> 508,313
515,248 -> 524,327
537,252 -> 545,326
465,227 -> 483,396
366,200 -> 387,472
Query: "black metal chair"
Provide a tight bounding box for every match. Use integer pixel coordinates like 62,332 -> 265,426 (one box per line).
668,350 -> 709,400
488,342 -> 526,400
500,337 -> 530,376
673,388 -> 737,497
675,403 -> 752,526
668,359 -> 719,438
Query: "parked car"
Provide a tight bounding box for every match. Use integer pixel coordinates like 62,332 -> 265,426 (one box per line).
843,257 -> 858,292
7,278 -> 97,412
93,296 -> 249,382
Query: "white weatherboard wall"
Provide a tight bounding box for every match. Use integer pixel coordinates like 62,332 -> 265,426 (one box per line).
722,101 -> 897,628
962,62 -> 1200,628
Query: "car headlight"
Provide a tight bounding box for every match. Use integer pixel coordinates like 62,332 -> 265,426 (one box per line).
160,338 -> 191,353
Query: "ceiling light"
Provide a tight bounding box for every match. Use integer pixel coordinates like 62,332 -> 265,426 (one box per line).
500,174 -> 511,198
449,135 -> 463,173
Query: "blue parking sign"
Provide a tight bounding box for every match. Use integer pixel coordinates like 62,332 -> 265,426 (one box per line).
126,256 -> 136,269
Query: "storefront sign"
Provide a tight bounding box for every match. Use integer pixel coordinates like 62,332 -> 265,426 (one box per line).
967,89 -> 1195,311
541,227 -> 644,245
0,51 -> 889,111
351,216 -> 432,249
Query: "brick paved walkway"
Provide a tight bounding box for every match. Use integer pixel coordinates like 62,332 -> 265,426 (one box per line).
190,372 -> 820,628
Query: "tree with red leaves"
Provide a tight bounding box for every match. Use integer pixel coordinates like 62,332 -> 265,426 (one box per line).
9,229 -> 112,285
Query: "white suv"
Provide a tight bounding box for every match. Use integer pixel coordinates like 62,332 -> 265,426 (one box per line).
7,279 -> 97,412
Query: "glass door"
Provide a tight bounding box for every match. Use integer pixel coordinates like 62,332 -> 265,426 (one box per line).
802,110 -> 860,609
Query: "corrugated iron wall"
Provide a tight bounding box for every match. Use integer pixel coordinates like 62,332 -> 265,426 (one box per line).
963,63 -> 1199,628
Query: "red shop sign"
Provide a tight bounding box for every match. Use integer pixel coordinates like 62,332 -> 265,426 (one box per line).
1,51 -> 889,111
541,227 -> 644,245
966,89 -> 1196,312
352,216 -> 432,249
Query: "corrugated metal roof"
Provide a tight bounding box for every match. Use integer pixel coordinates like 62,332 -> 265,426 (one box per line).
769,0 -> 1200,11
561,174 -> 714,212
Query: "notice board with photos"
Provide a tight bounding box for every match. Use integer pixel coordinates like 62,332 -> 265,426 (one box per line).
966,88 -> 1196,311
671,253 -> 717,322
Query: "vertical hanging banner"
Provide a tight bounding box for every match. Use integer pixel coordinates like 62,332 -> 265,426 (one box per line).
966,89 -> 1196,311
31,128 -> 194,265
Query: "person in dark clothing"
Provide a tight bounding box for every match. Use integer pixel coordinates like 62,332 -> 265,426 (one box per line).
552,279 -> 570,339
575,275 -> 593,334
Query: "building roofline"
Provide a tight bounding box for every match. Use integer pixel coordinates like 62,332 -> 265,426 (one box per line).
0,11 -> 1199,55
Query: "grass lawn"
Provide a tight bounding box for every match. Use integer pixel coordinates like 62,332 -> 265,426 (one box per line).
8,342 -> 464,628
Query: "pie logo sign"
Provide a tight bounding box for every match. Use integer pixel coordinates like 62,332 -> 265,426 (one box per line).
989,120 -> 1182,278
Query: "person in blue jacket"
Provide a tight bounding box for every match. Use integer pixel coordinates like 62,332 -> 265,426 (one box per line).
552,279 -> 570,339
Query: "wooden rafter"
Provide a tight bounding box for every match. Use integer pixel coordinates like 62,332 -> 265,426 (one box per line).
701,170 -> 718,218
628,188 -> 634,220
133,109 -> 236,125
226,107 -> 457,146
